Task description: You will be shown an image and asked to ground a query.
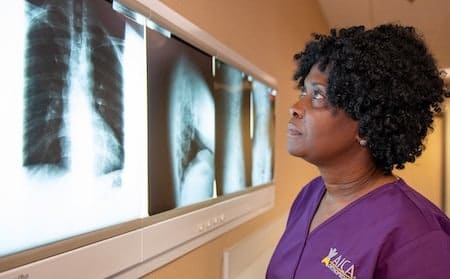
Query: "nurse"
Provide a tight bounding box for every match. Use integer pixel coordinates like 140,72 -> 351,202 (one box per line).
267,24 -> 450,278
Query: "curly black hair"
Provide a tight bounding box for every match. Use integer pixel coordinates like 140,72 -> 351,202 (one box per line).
293,24 -> 449,174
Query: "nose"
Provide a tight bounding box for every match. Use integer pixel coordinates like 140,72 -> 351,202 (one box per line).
289,101 -> 304,119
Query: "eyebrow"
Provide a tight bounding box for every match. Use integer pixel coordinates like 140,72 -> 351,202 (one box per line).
310,82 -> 327,88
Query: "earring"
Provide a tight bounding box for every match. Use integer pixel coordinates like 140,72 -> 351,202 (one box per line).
359,139 -> 367,146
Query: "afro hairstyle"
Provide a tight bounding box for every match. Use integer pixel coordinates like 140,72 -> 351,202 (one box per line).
293,24 -> 449,174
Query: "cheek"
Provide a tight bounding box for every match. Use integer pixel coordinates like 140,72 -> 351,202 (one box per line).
305,119 -> 328,142
308,117 -> 356,147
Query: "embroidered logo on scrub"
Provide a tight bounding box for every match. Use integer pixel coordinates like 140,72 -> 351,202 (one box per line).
321,248 -> 356,279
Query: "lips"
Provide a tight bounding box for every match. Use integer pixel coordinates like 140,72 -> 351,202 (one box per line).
287,122 -> 302,136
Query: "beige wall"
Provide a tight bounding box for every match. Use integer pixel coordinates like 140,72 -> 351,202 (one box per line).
144,1 -> 328,278
395,116 -> 444,208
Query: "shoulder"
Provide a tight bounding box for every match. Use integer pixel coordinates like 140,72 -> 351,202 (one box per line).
373,179 -> 450,276
378,179 -> 450,235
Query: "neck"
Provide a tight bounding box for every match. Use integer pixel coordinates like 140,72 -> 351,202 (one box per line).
319,163 -> 396,204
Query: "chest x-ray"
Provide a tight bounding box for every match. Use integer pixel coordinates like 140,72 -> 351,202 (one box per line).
147,29 -> 215,214
0,0 -> 147,257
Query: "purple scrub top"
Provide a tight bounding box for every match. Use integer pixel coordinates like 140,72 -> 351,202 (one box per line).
266,177 -> 450,278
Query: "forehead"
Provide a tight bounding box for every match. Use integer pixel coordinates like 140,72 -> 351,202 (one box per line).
304,63 -> 330,86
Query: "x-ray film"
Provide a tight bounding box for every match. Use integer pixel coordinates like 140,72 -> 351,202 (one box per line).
214,60 -> 275,193
214,60 -> 252,195
251,80 -> 275,186
0,0 -> 147,257
0,0 -> 276,260
147,29 -> 215,214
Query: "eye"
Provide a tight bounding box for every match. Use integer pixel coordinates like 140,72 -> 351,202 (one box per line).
312,89 -> 325,100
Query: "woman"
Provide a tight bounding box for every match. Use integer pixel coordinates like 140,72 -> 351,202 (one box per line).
267,24 -> 450,278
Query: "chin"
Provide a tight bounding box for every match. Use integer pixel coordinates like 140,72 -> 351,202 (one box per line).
286,147 -> 304,158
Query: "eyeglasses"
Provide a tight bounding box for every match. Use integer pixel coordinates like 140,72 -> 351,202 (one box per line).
298,85 -> 330,109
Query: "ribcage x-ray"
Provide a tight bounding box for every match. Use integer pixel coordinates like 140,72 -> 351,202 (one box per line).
24,0 -> 126,175
0,0 -> 147,257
